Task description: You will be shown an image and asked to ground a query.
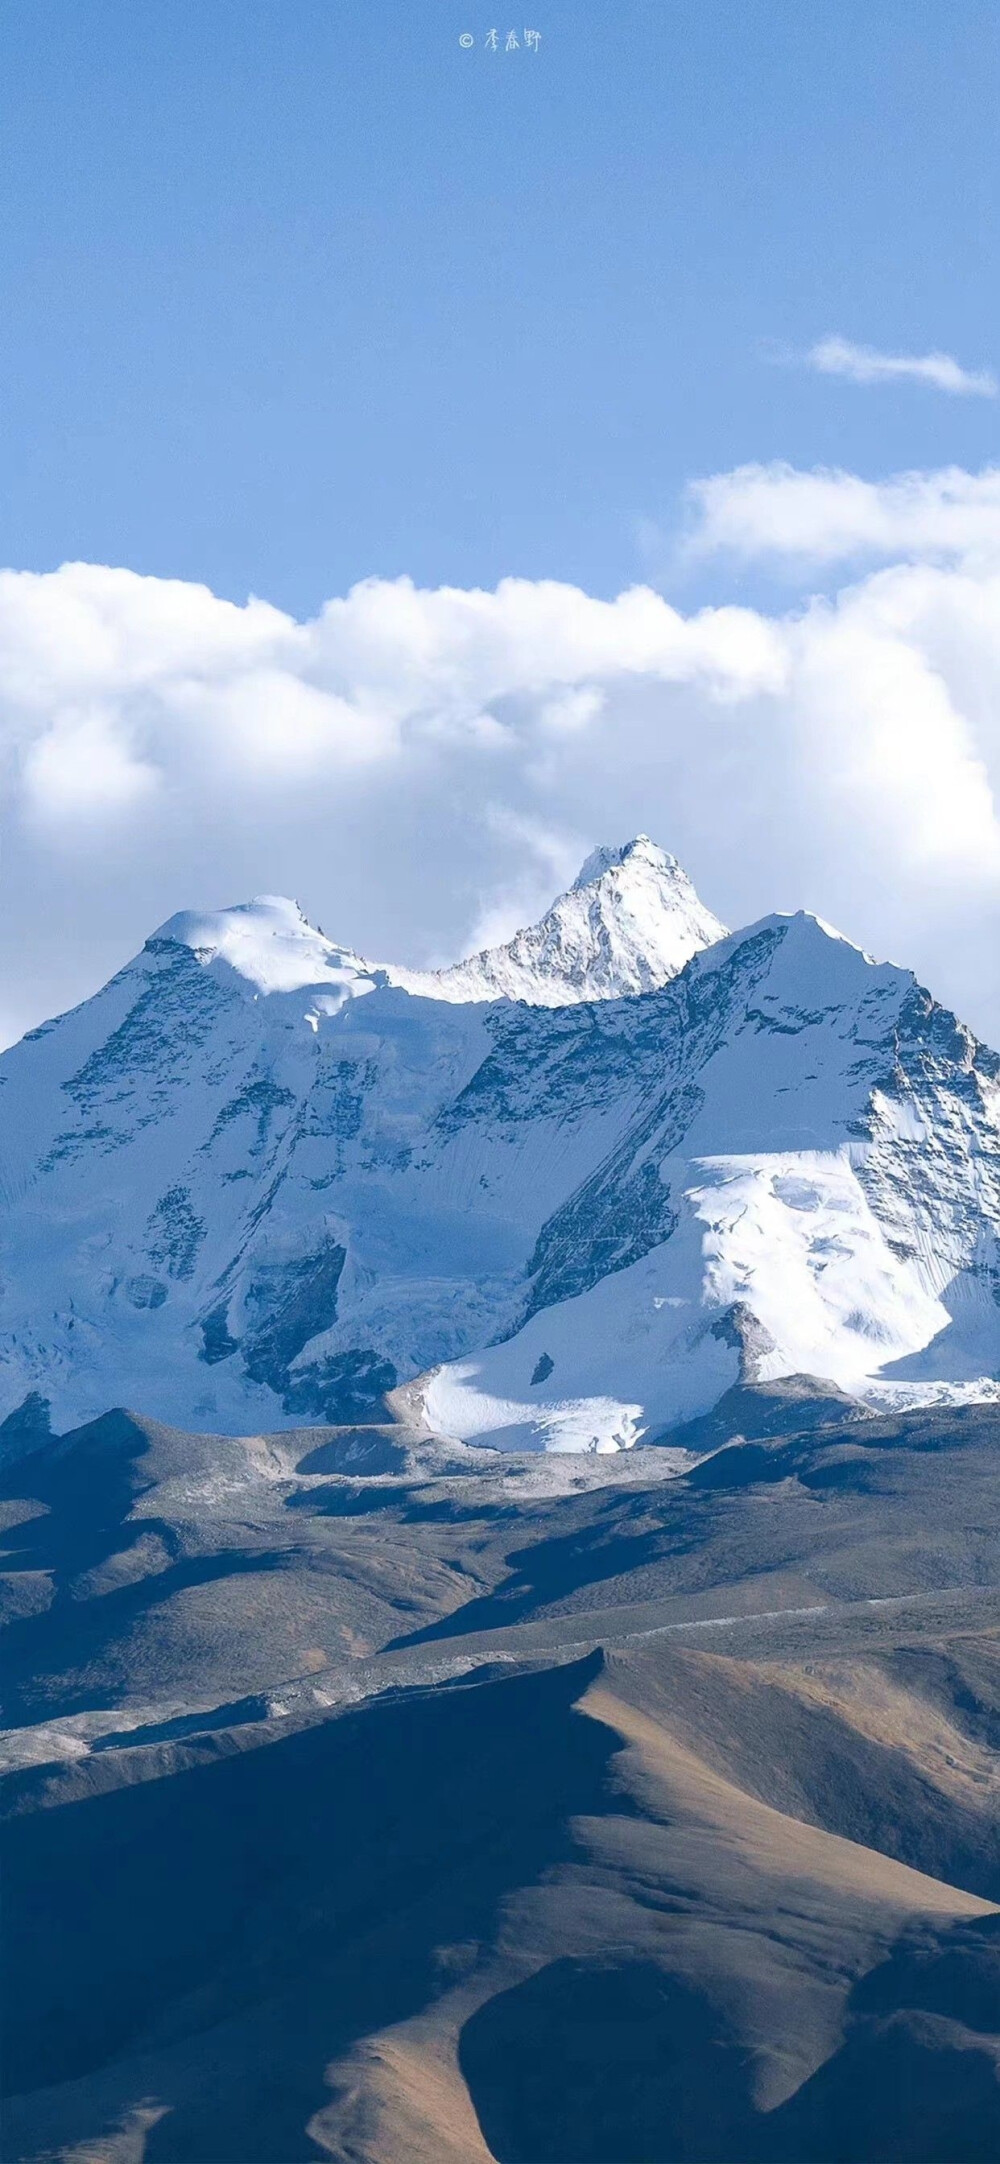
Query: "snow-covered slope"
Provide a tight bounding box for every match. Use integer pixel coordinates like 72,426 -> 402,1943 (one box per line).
2,847 -> 1000,1451
152,895 -> 382,1004
388,836 -> 728,1004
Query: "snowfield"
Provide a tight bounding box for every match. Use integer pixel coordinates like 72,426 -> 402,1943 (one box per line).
3,837 -> 1000,1450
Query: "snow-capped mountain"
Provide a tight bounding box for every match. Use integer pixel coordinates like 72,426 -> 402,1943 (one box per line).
389,836 -> 728,1004
3,842 -> 1000,1452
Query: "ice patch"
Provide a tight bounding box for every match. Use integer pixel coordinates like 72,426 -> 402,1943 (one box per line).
422,1366 -> 644,1453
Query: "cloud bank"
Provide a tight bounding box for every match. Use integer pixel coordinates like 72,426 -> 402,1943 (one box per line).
2,461 -> 1000,1049
806,335 -> 997,398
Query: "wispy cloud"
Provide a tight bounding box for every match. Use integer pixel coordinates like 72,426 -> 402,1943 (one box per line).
806,334 -> 996,398
684,461 -> 1000,567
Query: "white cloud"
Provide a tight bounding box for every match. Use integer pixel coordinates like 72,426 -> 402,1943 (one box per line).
457,809 -> 588,954
22,706 -> 161,823
0,562 -> 785,827
537,686 -> 605,736
806,335 -> 996,398
686,461 -> 1000,567
3,467 -> 1000,1050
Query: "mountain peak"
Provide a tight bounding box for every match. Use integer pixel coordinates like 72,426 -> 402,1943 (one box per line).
5,843 -> 1000,1452
571,834 -> 675,889
146,839 -> 727,1012
391,837 -> 728,1006
152,895 -> 375,998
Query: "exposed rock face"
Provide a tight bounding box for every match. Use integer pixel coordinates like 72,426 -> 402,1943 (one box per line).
2,846 -> 1000,1449
389,836 -> 728,1005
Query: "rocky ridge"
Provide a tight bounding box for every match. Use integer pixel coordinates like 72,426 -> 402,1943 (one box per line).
2,841 -> 999,1449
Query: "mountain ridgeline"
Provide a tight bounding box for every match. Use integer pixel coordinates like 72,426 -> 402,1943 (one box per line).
2,837 -> 1000,1450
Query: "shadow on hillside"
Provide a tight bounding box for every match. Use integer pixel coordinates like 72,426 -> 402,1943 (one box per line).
459,1916 -> 1000,2164
1,1652 -> 611,2163
386,1499 -> 705,1649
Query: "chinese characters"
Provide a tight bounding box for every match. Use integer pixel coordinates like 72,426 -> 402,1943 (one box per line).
460,29 -> 542,52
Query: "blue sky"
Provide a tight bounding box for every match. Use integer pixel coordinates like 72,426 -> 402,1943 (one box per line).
2,0 -> 997,612
2,1 -> 1000,1048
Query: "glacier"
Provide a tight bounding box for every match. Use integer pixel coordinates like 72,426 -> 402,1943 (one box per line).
2,837 -> 1000,1451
